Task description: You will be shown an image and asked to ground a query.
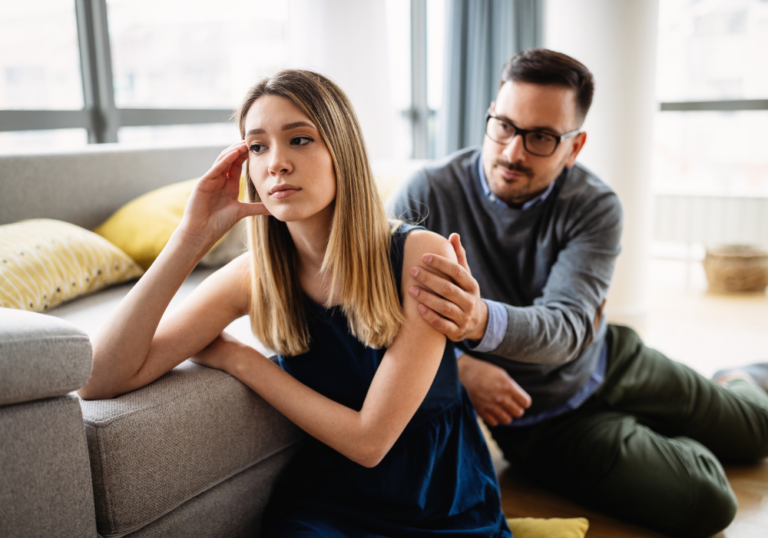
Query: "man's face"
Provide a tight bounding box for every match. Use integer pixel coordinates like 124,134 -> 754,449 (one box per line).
481,81 -> 586,206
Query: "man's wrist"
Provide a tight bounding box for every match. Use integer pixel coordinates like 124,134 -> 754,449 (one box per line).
466,299 -> 490,343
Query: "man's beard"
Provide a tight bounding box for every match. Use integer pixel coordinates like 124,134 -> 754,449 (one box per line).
493,157 -> 534,179
491,157 -> 537,204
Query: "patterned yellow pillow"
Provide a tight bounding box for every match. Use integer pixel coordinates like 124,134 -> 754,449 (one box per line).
0,219 -> 144,312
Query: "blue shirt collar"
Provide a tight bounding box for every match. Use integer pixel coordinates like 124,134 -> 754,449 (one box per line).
478,156 -> 556,210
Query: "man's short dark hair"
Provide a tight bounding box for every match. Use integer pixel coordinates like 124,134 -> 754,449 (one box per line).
501,48 -> 594,122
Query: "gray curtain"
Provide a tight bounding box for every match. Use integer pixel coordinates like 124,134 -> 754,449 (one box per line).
438,0 -> 543,157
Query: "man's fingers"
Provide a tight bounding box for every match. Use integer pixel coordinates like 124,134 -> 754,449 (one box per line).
478,409 -> 499,427
409,266 -> 466,304
421,253 -> 475,291
509,378 -> 533,409
498,396 -> 525,418
486,405 -> 513,426
415,303 -> 462,341
409,285 -> 463,323
449,233 -> 470,271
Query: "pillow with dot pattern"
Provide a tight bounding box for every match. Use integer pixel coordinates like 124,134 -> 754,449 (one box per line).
0,219 -> 144,313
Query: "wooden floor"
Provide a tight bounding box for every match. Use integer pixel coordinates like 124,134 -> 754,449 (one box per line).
493,258 -> 768,537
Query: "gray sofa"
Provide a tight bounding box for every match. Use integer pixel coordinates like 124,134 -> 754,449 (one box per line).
0,143 -> 306,538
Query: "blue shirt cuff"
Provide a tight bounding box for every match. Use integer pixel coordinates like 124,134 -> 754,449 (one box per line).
464,299 -> 508,353
453,346 -> 465,361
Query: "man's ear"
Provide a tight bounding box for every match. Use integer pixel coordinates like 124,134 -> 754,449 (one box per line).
565,131 -> 587,168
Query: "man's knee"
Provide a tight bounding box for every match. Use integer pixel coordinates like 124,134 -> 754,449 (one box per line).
670,473 -> 737,538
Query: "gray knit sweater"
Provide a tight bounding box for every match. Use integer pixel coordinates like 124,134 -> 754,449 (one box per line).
387,147 -> 623,414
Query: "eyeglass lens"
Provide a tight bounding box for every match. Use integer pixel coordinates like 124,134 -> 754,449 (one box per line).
487,117 -> 558,156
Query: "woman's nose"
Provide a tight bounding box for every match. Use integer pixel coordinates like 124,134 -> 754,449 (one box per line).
268,146 -> 292,176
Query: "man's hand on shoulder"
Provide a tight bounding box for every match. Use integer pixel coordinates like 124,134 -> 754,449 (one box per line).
457,353 -> 532,427
407,233 -> 489,343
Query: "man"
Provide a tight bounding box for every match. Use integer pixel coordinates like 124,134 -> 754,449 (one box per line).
387,48 -> 768,538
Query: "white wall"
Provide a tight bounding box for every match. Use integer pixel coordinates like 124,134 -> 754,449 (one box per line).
545,0 -> 660,327
286,0 -> 398,160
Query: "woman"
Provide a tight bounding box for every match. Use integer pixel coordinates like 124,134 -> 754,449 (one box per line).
79,70 -> 511,537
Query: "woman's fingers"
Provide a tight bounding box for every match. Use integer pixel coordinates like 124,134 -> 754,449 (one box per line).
238,201 -> 271,218
203,146 -> 246,184
215,141 -> 247,163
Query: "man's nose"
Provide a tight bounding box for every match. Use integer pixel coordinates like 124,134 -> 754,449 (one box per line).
502,133 -> 527,162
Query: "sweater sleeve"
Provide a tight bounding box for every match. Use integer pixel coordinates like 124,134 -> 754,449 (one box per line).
492,191 -> 623,365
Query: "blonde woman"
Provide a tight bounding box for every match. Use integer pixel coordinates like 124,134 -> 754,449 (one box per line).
79,70 -> 511,537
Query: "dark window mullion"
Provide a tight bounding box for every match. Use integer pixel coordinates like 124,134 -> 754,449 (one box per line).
75,0 -> 118,143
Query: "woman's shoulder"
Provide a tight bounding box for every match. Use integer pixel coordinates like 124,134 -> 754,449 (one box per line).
401,228 -> 457,274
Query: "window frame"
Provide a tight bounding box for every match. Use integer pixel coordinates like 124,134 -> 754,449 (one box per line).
0,0 -> 234,144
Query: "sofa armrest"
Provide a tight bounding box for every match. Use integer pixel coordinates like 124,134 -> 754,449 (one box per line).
0,308 -> 92,406
81,360 -> 303,537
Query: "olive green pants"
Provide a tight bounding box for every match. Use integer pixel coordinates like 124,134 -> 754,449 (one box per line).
490,325 -> 768,538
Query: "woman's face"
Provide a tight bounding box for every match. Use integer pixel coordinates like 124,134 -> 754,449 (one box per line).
244,94 -> 336,223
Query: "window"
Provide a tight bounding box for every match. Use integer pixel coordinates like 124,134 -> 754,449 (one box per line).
653,0 -> 768,198
0,0 -> 432,159
0,1 -> 83,110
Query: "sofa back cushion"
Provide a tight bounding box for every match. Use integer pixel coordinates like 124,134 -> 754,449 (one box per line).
0,143 -> 226,229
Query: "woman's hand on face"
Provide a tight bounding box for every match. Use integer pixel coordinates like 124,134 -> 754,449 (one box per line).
178,142 -> 271,249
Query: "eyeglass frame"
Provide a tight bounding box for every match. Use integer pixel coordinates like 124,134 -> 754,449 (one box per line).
484,113 -> 583,157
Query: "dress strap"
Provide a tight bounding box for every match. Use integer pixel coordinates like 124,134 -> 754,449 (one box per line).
389,222 -> 426,299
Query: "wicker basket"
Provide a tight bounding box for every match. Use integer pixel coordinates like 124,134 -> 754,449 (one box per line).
702,245 -> 768,292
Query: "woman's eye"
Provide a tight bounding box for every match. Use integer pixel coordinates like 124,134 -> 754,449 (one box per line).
249,143 -> 266,154
291,136 -> 313,146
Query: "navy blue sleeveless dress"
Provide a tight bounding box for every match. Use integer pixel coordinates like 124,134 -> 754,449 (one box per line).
263,225 -> 512,538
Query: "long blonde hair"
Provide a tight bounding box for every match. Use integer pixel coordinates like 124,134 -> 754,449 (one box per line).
236,70 -> 403,356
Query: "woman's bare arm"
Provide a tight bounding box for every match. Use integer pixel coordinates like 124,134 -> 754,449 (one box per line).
78,143 -> 268,400
193,230 -> 455,467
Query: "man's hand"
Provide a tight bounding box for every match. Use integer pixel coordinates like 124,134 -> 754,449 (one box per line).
407,233 -> 488,342
458,353 -> 532,427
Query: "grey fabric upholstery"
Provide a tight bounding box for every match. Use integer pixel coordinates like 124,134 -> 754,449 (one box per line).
81,361 -> 303,537
0,394 -> 98,538
0,308 -> 92,405
0,143 -> 226,229
127,448 -> 299,538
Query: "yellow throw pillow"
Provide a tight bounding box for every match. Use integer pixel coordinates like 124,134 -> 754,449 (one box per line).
94,179 -> 197,270
95,176 -> 248,270
506,517 -> 589,538
0,219 -> 144,312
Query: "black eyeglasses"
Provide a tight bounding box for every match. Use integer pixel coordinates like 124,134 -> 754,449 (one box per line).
485,113 -> 582,157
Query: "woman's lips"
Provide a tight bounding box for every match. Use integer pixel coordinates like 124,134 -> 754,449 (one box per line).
270,188 -> 300,199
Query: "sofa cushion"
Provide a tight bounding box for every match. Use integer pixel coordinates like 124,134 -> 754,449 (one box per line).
0,219 -> 144,313
0,308 -> 92,405
81,361 -> 303,537
0,394 -> 98,538
126,448 -> 299,538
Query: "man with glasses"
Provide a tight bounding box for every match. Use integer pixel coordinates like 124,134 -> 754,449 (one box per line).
388,48 -> 768,538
